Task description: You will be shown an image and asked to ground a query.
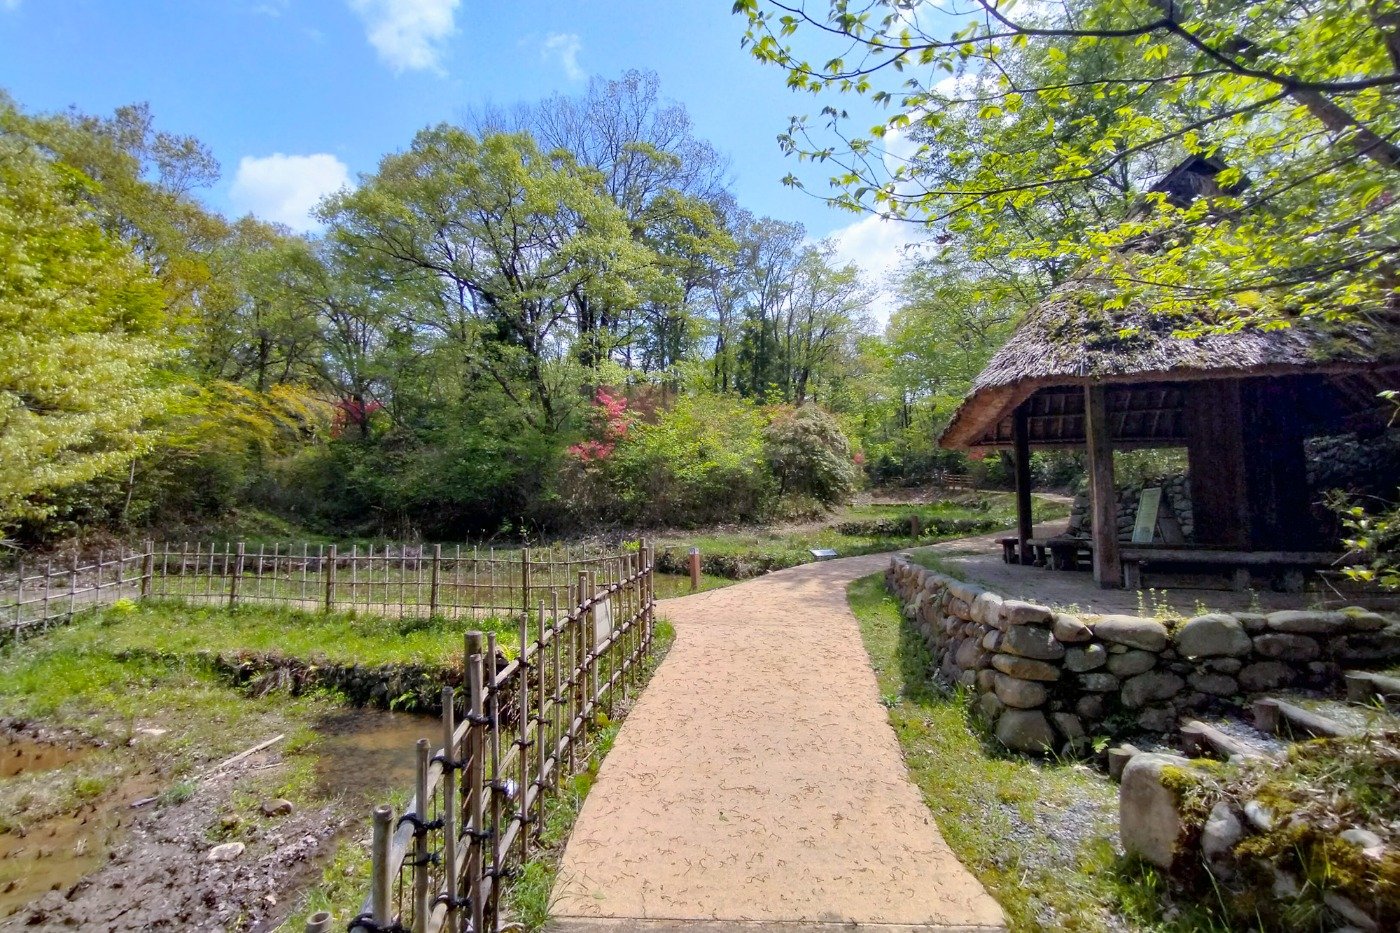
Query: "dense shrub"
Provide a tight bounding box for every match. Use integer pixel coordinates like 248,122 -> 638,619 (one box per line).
763,405 -> 859,506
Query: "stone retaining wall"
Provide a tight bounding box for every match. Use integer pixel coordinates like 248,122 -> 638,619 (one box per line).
886,554 -> 1400,754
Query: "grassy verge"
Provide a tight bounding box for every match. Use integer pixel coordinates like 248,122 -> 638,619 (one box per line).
846,572 -> 1126,931
656,493 -> 1068,579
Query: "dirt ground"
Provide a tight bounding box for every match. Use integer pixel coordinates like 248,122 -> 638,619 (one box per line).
1,732 -> 346,932
548,551 -> 1006,931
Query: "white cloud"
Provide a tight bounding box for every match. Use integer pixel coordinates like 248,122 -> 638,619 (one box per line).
229,153 -> 351,233
348,0 -> 459,74
825,213 -> 926,325
1,1 -> 21,11
541,32 -> 584,81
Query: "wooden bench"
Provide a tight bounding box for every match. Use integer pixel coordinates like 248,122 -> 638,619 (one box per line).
1119,546 -> 1353,591
1000,535 -> 1090,568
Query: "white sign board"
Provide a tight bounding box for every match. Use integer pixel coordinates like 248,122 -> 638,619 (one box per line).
593,597 -> 614,647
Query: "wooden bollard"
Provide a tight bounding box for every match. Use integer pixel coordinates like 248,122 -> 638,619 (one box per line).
688,547 -> 700,592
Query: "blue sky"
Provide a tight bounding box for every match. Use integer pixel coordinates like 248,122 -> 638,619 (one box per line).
0,0 -> 924,307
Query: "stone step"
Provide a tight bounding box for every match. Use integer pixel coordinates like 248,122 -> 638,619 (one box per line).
1344,670 -> 1400,706
1179,719 -> 1274,761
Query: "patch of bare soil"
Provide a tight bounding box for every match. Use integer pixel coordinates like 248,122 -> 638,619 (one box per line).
2,747 -> 345,932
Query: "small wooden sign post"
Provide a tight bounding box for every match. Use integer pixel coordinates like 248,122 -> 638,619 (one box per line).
688,547 -> 700,592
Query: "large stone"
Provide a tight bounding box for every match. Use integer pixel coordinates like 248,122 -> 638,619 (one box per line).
991,653 -> 1061,681
945,580 -> 985,610
981,630 -> 1002,651
1336,608 -> 1390,632
1334,629 -> 1400,663
1076,694 -> 1107,721
1065,643 -> 1108,672
1137,706 -> 1176,731
1201,802 -> 1243,862
1121,671 -> 1186,708
1252,632 -> 1321,661
1203,657 -> 1244,674
976,691 -> 1005,722
1094,615 -> 1169,651
1078,672 -> 1121,692
1234,612 -> 1269,634
970,591 -> 1004,628
1266,610 -> 1345,635
1106,650 -> 1157,677
1051,711 -> 1085,740
1053,613 -> 1093,643
207,842 -> 246,862
955,638 -> 985,670
1001,624 -> 1066,661
1188,672 -> 1239,696
1000,599 -> 1054,627
1176,614 -> 1252,658
994,672 -> 1049,709
995,709 -> 1056,754
976,668 -> 998,693
1120,753 -> 1193,870
1239,661 -> 1292,692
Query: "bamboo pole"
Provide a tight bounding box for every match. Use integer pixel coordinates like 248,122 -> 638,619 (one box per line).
140,541 -> 154,600
440,684 -> 458,932
551,589 -> 562,787
429,544 -> 441,618
229,542 -> 244,607
324,544 -> 337,613
370,804 -> 394,926
537,599 -> 548,811
413,738 -> 430,933
566,581 -> 578,774
486,630 -> 502,924
465,638 -> 486,933
517,609 -> 530,864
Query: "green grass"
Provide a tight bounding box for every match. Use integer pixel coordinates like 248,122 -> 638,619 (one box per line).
21,600 -> 517,670
655,493 -> 1068,579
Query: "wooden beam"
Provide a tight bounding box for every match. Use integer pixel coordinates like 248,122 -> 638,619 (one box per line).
1085,384 -> 1122,588
1013,404 -> 1034,565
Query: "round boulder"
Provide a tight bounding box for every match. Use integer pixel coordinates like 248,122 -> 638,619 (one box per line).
1093,615 -> 1170,651
994,709 -> 1056,754
1176,614 -> 1252,658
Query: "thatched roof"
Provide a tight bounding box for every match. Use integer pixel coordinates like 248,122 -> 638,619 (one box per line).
939,283 -> 1400,450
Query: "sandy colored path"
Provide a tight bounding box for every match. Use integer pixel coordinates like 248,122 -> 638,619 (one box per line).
548,546 -> 1006,932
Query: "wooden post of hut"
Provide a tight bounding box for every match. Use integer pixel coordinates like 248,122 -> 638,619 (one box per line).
1012,404 -> 1034,565
1084,384 -> 1122,588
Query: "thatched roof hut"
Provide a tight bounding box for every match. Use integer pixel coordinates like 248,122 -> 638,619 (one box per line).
940,285 -> 1400,452
938,268 -> 1400,589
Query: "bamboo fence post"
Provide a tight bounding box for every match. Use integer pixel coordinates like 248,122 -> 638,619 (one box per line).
536,599 -> 548,813
370,804 -> 394,927
465,635 -> 486,933
116,545 -> 125,596
565,582 -> 578,774
413,737 -> 431,933
429,544 -> 441,618
140,541 -> 154,600
551,590 -> 562,786
489,547 -> 496,614
14,558 -> 23,638
324,545 -> 337,613
517,609 -> 530,864
68,553 -> 78,621
521,548 -> 531,621
351,545 -> 359,611
486,631 -> 502,925
440,684 -> 459,932
229,542 -> 244,607
42,557 -> 52,630
577,572 -> 590,743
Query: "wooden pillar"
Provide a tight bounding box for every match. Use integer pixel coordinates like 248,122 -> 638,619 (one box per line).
1012,404 -> 1034,565
1085,384 -> 1122,588
1185,380 -> 1249,547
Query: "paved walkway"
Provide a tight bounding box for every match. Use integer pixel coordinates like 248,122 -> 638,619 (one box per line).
548,549 -> 1006,933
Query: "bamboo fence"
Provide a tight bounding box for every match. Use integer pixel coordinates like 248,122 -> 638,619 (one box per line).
1,541 -> 637,640
347,543 -> 655,933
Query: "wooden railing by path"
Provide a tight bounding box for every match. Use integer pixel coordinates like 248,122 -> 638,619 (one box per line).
1,541 -> 636,639
347,545 -> 656,933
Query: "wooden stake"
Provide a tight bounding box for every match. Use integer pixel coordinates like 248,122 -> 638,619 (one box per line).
429,544 -> 442,618
229,542 -> 245,607
324,545 -> 337,613
440,685 -> 458,931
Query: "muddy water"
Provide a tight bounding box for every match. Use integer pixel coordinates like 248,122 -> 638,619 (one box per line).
311,709 -> 440,803
0,738 -> 89,780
